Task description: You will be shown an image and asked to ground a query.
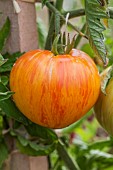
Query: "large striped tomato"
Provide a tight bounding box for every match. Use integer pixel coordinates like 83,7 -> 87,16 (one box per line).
10,49 -> 100,129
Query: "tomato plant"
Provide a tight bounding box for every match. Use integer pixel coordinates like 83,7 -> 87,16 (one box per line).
0,0 -> 113,170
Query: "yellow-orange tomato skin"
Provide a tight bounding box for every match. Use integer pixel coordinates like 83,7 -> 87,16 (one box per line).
10,49 -> 100,129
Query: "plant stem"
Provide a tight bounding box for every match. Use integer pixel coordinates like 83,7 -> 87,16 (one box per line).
48,1 -> 54,22
57,140 -> 81,170
55,0 -> 63,36
55,11 -> 60,36
74,23 -> 86,48
45,1 -> 88,39
45,14 -> 55,50
62,9 -> 85,19
55,0 -> 64,12
45,0 -> 64,50
62,8 -> 113,19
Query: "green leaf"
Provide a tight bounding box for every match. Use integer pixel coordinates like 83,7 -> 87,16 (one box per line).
73,139 -> 88,152
0,140 -> 8,168
85,0 -> 109,64
88,138 -> 113,150
0,52 -> 23,73
18,135 -> 28,146
16,135 -> 57,156
89,149 -> 113,164
0,18 -> 10,51
37,18 -> 47,49
0,83 -> 28,125
0,54 -> 8,67
41,0 -> 48,7
26,123 -> 58,143
0,91 -> 14,101
81,43 -> 94,58
0,76 -> 9,86
0,54 -> 4,60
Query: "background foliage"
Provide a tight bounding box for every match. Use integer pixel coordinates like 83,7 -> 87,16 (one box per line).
0,0 -> 113,169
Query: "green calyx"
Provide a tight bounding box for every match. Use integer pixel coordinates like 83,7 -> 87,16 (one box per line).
51,33 -> 76,55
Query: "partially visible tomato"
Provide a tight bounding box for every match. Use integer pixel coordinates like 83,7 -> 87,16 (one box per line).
94,67 -> 113,136
10,49 -> 100,129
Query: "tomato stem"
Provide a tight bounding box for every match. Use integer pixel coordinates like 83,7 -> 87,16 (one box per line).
51,33 -> 76,55
74,23 -> 86,48
45,0 -> 64,50
45,14 -> 55,50
45,1 -> 88,39
51,34 -> 60,55
62,9 -> 85,19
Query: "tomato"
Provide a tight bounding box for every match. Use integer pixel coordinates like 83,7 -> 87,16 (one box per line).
94,67 -> 113,136
10,49 -> 100,129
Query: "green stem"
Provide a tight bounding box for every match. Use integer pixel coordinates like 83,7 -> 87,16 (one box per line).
45,0 -> 64,50
45,14 -> 55,50
57,140 -> 81,170
55,0 -> 64,12
45,1 -> 88,39
74,23 -> 86,48
62,8 -> 113,19
51,34 -> 60,55
48,1 -> 55,22
62,9 -> 85,19
55,11 -> 60,36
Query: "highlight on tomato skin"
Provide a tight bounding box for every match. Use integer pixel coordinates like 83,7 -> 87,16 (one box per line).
10,49 -> 101,129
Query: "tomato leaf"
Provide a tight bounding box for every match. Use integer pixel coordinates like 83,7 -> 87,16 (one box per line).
0,52 -> 23,73
37,18 -> 47,49
88,138 -> 113,150
0,140 -> 8,168
0,76 -> 9,86
89,150 -> 113,164
26,123 -> 58,143
16,134 -> 57,156
0,91 -> 14,101
0,18 -> 10,51
41,0 -> 48,7
0,83 -> 29,125
81,44 -> 94,58
85,0 -> 109,64
0,54 -> 8,67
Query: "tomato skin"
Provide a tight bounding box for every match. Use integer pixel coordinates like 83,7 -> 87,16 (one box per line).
10,49 -> 100,129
